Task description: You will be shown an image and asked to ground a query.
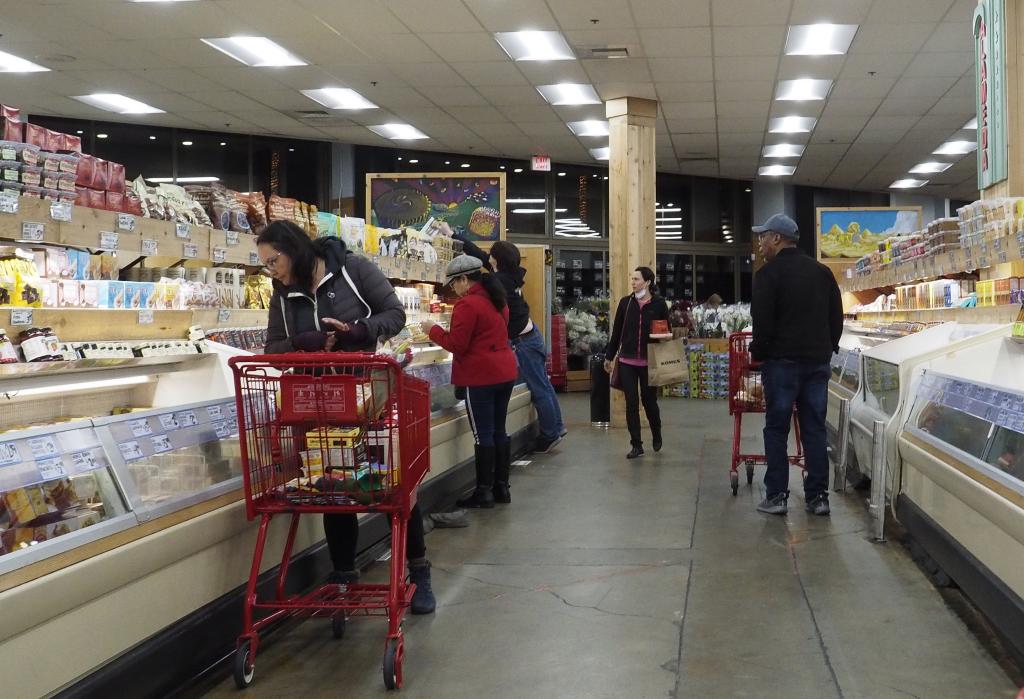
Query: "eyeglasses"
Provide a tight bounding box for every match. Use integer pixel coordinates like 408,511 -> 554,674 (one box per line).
263,252 -> 283,269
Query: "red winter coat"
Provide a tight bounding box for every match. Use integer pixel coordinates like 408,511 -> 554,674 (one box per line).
428,282 -> 518,387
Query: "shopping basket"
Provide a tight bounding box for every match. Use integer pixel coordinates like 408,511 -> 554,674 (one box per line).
727,333 -> 805,495
228,352 -> 431,691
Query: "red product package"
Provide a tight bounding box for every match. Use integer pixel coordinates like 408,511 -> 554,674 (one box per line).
62,134 -> 82,153
1,104 -> 20,121
2,118 -> 23,142
75,185 -> 90,206
25,123 -> 47,148
105,191 -> 124,212
76,154 -> 96,187
46,129 -> 63,152
107,161 -> 125,193
91,157 -> 110,190
87,188 -> 106,210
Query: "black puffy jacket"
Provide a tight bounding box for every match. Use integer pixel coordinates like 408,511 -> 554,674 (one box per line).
458,236 -> 532,338
264,238 -> 406,354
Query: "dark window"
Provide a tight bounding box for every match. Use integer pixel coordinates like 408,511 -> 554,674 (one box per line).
555,166 -> 607,238
739,254 -> 753,302
506,164 -> 547,237
695,255 -> 736,304
554,249 -> 606,306
656,253 -> 694,302
655,174 -> 691,241
177,129 -> 248,193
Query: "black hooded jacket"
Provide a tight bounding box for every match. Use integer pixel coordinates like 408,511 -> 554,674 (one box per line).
264,237 -> 406,354
458,236 -> 532,338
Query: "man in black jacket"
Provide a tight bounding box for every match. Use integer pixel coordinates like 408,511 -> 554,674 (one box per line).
750,214 -> 843,516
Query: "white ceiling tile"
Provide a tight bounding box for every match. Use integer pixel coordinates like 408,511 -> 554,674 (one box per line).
671,133 -> 719,150
516,62 -> 591,84
718,116 -> 768,133
714,26 -> 786,56
904,52 -> 973,77
841,53 -> 915,79
912,114 -> 973,132
257,66 -> 342,91
768,101 -> 825,119
810,128 -> 864,144
295,0 -> 408,33
875,98 -> 938,116
648,58 -> 714,82
344,34 -> 443,64
665,118 -> 718,133
777,56 -> 845,81
866,0 -> 956,24
420,33 -> 509,63
921,22 -> 972,52
461,0 -> 559,31
358,87 -> 436,108
790,0 -> 872,24
816,114 -> 870,131
216,0 -> 331,36
632,1 -> 711,30
381,0 -> 484,32
595,83 -> 659,100
500,104 -> 562,123
712,0 -> 791,26
717,132 -> 765,146
448,106 -> 509,124
928,94 -> 975,117
317,124 -> 393,143
715,81 -> 774,102
245,90 -> 316,112
656,83 -> 716,101
547,0 -> 636,29
450,62 -> 530,87
391,63 -> 469,88
821,98 -> 881,117
391,106 -> 459,124
855,129 -> 909,145
421,86 -> 489,106
830,77 -> 898,100
712,57 -> 778,82
476,85 -> 546,106
565,28 -> 644,51
582,58 -> 652,83
716,101 -> 770,119
851,24 -> 936,55
662,102 -> 717,120
864,115 -> 919,131
185,90 -> 274,113
344,109 -> 403,125
638,28 -> 713,57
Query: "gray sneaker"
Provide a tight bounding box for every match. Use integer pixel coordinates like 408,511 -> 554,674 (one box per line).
805,494 -> 831,516
756,492 -> 789,515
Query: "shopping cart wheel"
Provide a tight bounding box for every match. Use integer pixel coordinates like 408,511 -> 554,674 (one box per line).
383,637 -> 404,690
331,614 -> 347,640
233,640 -> 255,689
745,461 -> 755,485
730,471 -> 739,496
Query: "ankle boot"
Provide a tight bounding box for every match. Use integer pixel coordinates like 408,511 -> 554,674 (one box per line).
408,560 -> 436,614
457,446 -> 495,508
493,439 -> 511,504
652,426 -> 663,453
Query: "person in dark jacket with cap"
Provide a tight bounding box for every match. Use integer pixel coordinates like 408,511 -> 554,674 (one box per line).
421,254 -> 519,507
257,220 -> 435,614
448,225 -> 566,453
750,213 -> 844,517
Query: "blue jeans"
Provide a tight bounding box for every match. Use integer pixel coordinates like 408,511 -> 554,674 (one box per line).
465,381 -> 515,447
761,360 -> 830,500
513,327 -> 565,440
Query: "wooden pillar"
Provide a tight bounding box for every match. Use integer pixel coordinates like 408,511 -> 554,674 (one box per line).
606,97 -> 658,428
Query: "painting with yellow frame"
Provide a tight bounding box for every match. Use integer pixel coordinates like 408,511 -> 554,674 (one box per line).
816,206 -> 922,260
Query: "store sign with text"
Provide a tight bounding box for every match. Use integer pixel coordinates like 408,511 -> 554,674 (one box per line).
531,155 -> 551,172
975,0 -> 1008,189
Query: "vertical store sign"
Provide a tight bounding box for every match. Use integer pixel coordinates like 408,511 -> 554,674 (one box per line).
974,0 -> 1007,189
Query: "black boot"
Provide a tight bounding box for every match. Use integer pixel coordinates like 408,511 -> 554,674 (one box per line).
627,444 -> 644,459
493,439 -> 511,504
652,426 -> 663,453
457,446 -> 495,508
408,560 -> 436,614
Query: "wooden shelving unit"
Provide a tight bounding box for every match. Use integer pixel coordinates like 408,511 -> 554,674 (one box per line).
851,305 -> 1021,324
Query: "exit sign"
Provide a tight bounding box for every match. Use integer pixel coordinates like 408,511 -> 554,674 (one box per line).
531,155 -> 551,172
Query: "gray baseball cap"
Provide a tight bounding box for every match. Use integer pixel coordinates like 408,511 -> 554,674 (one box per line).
752,213 -> 799,241
444,254 -> 483,285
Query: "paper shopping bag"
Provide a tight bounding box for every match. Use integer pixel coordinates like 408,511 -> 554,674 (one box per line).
647,339 -> 689,386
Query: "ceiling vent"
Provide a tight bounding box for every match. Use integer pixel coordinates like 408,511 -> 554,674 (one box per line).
293,110 -> 352,126
577,45 -> 631,59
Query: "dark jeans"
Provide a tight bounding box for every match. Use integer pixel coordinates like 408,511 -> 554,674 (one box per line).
513,327 -> 564,440
761,360 -> 830,500
325,502 -> 426,572
617,361 -> 661,448
465,381 -> 515,447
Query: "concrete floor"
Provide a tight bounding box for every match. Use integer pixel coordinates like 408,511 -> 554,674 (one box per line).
195,395 -> 1017,699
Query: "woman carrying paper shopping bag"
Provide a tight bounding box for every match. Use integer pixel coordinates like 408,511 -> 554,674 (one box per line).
603,267 -> 671,460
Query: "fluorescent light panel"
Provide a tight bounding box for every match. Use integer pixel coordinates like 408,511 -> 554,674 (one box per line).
0,50 -> 49,72
74,93 -> 164,114
963,117 -> 978,129
536,83 -> 601,106
890,179 -> 928,189
590,146 -> 610,161
368,123 -> 429,140
494,31 -> 574,61
769,116 -> 817,133
567,120 -> 609,137
507,198 -> 545,204
301,88 -> 377,110
933,140 -> 977,155
909,162 -> 952,174
201,37 -> 306,67
763,143 -> 805,158
759,165 -> 796,177
785,24 -> 858,56
775,79 -> 832,101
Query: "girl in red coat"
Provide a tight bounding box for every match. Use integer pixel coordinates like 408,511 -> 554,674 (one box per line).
421,255 -> 518,508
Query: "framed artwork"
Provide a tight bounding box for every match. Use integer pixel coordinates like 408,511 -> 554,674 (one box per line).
816,207 -> 923,260
366,172 -> 506,242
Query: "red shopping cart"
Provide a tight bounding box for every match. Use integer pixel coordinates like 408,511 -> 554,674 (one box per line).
728,333 -> 804,495
228,353 -> 431,691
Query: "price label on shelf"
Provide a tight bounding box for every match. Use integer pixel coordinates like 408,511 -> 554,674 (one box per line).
138,309 -> 154,325
175,221 -> 191,239
21,221 -> 44,242
158,414 -> 178,431
183,242 -> 199,259
0,190 -> 19,214
999,252 -> 1009,265
175,410 -> 198,428
117,213 -> 136,232
129,418 -> 153,437
0,441 -> 21,466
10,309 -> 32,326
151,434 -> 173,454
141,238 -> 159,256
50,200 -> 72,222
119,441 -> 144,461
218,308 -> 231,323
70,450 -> 99,473
226,230 -> 239,246
249,251 -> 261,266
99,231 -> 119,251
28,436 -> 59,460
213,247 -> 227,264
207,404 -> 223,420
994,238 -> 1003,251
213,421 -> 231,439
36,456 -> 67,481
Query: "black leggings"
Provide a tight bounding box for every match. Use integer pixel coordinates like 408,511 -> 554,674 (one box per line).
617,362 -> 661,447
324,502 -> 426,571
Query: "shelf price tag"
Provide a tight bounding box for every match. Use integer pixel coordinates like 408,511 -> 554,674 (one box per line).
117,213 -> 136,232
118,441 -> 144,461
999,252 -> 1009,265
151,434 -> 173,454
0,190 -> 19,214
50,200 -> 72,222
213,247 -> 227,264
183,242 -> 199,259
10,309 -> 32,326
175,222 -> 191,239
36,456 -> 68,481
226,230 -> 239,246
99,231 -> 119,251
21,221 -> 44,242
218,308 -> 231,323
249,251 -> 261,266
138,309 -> 154,325
141,238 -> 159,256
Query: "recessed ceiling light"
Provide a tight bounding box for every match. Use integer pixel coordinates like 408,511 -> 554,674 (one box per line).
0,50 -> 50,73
603,175 -> 608,180
890,178 -> 928,189
514,168 -> 524,173
759,165 -> 796,177
499,165 -> 506,170
74,93 -> 164,114
445,160 -> 451,165
147,176 -> 220,183
96,133 -> 108,139
494,31 -> 575,61
536,83 -> 601,106
201,37 -> 306,67
590,147 -> 610,161
76,130 -> 84,134
460,163 -> 470,168
557,172 -> 566,176
963,117 -> 978,129
744,187 -> 752,192
149,135 -> 157,140
219,141 -> 226,146
775,79 -> 833,101
762,143 -> 805,158
301,87 -> 378,110
289,148 -> 295,152
367,123 -> 429,140
785,24 -> 858,56
567,120 -> 610,137
181,140 -> 192,146
769,116 -> 817,133
909,161 -> 953,174
933,140 -> 977,155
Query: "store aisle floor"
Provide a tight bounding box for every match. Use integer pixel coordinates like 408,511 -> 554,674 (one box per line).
192,396 -> 1017,699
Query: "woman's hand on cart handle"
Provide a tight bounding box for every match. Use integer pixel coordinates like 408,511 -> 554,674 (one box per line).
604,358 -> 614,374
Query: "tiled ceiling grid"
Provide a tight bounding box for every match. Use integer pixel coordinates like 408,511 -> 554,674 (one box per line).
0,0 -> 980,199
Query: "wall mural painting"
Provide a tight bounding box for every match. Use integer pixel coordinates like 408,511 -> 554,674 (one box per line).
366,173 -> 506,242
